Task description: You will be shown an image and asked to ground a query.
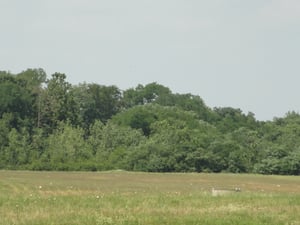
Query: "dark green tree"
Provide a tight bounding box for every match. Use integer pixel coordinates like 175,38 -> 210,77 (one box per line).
213,107 -> 258,132
0,72 -> 33,127
71,83 -> 122,128
123,82 -> 172,108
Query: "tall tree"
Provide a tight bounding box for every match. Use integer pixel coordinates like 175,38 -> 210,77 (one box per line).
39,73 -> 76,131
16,68 -> 47,127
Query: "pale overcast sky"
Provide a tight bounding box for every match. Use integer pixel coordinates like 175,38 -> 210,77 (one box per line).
1,0 -> 300,121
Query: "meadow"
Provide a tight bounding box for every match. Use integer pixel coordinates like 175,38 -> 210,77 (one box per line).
0,171 -> 300,225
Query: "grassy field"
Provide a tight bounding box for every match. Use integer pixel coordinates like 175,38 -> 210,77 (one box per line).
0,171 -> 300,225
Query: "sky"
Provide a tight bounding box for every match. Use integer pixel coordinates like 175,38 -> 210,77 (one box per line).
1,0 -> 300,121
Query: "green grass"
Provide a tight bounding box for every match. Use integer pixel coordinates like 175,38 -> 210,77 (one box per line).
0,171 -> 300,225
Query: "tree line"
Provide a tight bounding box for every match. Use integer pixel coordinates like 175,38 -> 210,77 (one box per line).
1,68 -> 300,175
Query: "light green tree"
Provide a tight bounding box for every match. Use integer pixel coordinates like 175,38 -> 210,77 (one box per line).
4,128 -> 30,168
45,122 -> 92,170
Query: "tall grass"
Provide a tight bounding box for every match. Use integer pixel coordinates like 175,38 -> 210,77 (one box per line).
0,171 -> 300,225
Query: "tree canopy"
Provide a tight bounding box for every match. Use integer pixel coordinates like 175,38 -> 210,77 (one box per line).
0,69 -> 299,175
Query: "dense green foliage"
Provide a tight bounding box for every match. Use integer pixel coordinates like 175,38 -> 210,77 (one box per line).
1,69 -> 300,175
